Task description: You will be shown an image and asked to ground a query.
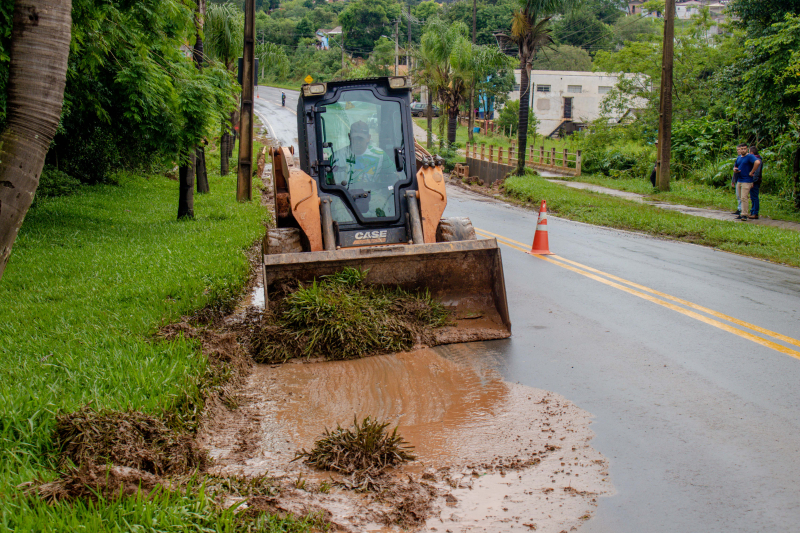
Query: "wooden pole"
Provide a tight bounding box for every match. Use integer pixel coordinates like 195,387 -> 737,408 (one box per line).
576,150 -> 582,175
394,16 -> 399,76
656,0 -> 675,191
236,0 -> 255,202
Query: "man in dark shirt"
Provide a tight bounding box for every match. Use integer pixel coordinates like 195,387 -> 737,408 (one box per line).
733,143 -> 761,221
749,146 -> 763,219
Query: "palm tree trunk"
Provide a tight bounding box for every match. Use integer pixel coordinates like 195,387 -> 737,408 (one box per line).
468,85 -> 475,143
196,146 -> 209,193
447,105 -> 458,144
220,130 -> 230,176
516,62 -> 531,175
426,90 -> 433,150
178,151 -> 196,219
0,0 -> 71,280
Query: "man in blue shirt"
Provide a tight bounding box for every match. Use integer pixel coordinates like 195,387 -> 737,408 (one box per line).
733,143 -> 761,221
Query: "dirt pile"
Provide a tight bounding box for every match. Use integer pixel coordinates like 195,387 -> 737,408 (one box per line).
54,406 -> 207,476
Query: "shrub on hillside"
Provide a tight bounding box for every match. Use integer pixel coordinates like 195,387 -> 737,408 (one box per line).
34,165 -> 83,203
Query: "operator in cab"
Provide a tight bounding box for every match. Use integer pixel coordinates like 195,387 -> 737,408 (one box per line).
331,121 -> 388,186
330,120 -> 396,218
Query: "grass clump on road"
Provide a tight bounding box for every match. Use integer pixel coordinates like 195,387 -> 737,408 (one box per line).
503,171 -> 800,267
295,416 -> 415,490
251,268 -> 451,362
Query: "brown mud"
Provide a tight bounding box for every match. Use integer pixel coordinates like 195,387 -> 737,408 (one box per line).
199,343 -> 612,532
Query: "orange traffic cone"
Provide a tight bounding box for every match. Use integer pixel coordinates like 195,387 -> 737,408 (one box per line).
527,200 -> 552,255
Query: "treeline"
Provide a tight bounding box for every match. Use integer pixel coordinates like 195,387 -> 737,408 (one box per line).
225,0 -> 651,84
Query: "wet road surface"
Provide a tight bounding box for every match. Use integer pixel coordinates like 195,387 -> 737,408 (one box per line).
254,86 -> 299,153
258,87 -> 800,532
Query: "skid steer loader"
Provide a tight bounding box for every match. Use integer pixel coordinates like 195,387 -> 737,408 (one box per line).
263,77 -> 510,338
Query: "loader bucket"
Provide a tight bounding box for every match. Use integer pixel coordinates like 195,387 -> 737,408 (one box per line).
262,239 -> 511,342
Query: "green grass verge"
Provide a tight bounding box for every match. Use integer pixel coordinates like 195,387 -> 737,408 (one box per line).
556,174 -> 800,224
504,173 -> 800,267
0,148 -> 322,531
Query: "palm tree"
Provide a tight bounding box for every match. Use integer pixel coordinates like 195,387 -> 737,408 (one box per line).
496,0 -> 578,174
414,18 -> 455,149
418,19 -> 510,145
0,0 -> 72,281
205,2 -> 243,176
256,42 -> 290,81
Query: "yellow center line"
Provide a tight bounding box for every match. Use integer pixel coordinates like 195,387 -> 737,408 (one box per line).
475,228 -> 800,360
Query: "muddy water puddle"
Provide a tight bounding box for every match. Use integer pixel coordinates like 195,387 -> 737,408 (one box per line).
200,344 -> 611,532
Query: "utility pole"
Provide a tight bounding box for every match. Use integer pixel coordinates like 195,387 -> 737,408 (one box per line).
468,0 -> 477,142
341,31 -> 345,72
407,4 -> 411,74
394,17 -> 399,76
656,0 -> 675,192
236,0 -> 255,202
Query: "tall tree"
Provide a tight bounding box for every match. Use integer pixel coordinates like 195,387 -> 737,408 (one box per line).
496,0 -> 578,174
0,0 -> 72,280
339,0 -> 401,58
205,2 -> 244,176
194,0 -> 210,199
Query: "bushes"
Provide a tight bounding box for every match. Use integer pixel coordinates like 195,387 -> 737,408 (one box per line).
577,118 -> 655,180
34,166 -> 83,202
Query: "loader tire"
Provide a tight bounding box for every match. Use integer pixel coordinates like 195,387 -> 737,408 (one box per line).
265,228 -> 303,254
436,217 -> 477,242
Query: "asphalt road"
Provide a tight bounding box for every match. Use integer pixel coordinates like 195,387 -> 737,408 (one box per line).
254,85 -> 300,153
258,87 -> 800,532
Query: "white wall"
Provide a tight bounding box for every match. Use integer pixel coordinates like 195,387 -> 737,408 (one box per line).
507,70 -> 625,136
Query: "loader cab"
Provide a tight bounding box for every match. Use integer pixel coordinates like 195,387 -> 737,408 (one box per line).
298,77 -> 416,247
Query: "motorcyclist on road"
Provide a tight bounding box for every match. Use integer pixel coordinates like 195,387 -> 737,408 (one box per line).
281,92 -> 286,106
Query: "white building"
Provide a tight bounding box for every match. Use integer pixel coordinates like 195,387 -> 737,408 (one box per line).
676,0 -> 704,19
507,70 -> 637,137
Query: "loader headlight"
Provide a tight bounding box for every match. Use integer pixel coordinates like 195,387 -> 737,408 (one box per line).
388,77 -> 409,89
303,83 -> 327,97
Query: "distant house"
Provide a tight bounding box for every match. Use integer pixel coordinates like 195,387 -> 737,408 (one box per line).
315,26 -> 342,50
676,0 -> 703,19
628,1 -> 661,17
506,70 -> 647,137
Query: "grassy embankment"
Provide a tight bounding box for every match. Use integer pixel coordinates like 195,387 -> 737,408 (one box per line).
0,148 -> 320,531
503,172 -> 800,267
553,173 -> 800,225
260,79 -> 303,92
